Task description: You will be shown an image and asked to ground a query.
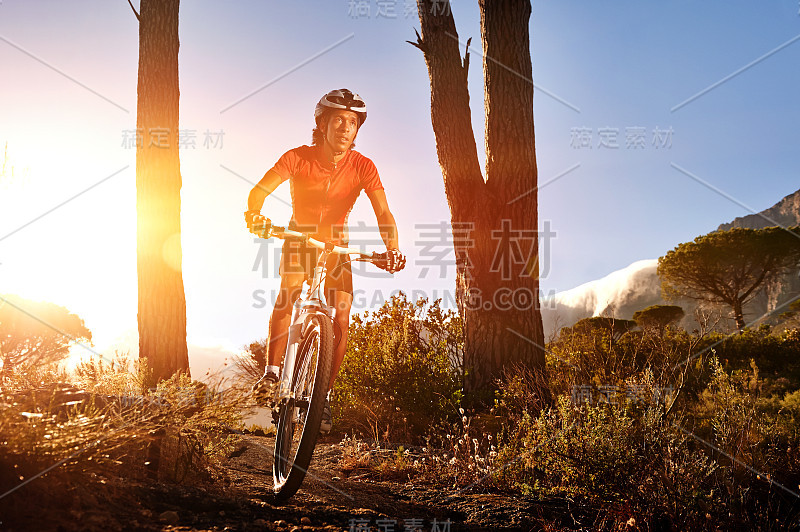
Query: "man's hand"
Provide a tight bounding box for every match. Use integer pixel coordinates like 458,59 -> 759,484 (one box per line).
244,210 -> 261,226
244,210 -> 271,237
375,249 -> 406,273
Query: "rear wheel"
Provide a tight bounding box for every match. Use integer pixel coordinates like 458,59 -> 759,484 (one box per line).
272,313 -> 333,499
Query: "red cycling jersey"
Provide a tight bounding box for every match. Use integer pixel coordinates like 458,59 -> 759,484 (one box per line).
268,145 -> 384,244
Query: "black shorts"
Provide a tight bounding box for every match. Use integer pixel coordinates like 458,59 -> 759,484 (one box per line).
279,239 -> 353,296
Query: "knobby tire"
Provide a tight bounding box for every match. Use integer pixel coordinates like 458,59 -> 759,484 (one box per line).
272,313 -> 333,499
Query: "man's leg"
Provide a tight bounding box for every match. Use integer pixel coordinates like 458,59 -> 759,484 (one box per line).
266,272 -> 304,369
252,272 -> 303,405
329,289 -> 353,391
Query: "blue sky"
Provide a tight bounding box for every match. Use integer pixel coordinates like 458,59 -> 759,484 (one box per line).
1,1 -> 798,370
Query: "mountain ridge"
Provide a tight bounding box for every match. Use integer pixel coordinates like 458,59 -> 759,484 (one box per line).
543,186 -> 800,336
718,188 -> 800,231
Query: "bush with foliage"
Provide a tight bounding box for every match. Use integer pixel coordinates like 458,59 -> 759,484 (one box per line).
702,326 -> 800,387
546,315 -> 705,400
331,294 -> 464,442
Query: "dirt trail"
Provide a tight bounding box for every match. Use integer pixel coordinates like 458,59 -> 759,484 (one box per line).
132,432 -> 567,531
219,434 -> 544,531
8,434 -> 574,531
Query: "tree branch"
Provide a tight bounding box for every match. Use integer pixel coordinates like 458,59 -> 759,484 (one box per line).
406,28 -> 426,53
127,0 -> 140,21
462,37 -> 471,80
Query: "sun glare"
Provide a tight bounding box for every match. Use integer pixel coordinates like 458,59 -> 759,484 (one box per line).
1,145 -> 139,367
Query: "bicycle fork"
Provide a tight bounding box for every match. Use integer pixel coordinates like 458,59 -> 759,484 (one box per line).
276,301 -> 333,399
276,301 -> 304,403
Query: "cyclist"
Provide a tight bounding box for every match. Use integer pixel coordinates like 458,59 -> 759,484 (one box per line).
245,89 -> 405,434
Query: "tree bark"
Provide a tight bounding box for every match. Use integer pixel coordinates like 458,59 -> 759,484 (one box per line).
733,298 -> 746,333
136,0 -> 189,383
414,0 -> 547,399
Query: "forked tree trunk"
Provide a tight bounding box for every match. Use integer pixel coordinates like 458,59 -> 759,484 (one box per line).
136,0 -> 189,383
414,0 -> 548,398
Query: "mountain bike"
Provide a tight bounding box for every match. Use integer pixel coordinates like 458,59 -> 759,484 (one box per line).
247,217 -> 398,499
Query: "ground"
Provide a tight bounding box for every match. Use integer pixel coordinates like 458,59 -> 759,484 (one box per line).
3,433 -> 593,531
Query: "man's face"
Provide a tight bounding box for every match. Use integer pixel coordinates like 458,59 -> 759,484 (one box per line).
323,109 -> 359,152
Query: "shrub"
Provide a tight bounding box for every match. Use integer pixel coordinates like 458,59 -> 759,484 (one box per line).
547,317 -> 698,399
705,327 -> 800,388
331,294 -> 463,442
233,338 -> 267,382
487,351 -> 800,529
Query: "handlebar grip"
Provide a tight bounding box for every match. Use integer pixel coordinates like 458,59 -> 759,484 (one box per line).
369,250 -> 406,273
248,215 -> 272,238
370,251 -> 390,271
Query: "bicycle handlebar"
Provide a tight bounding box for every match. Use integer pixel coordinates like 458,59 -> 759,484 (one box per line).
246,211 -> 405,272
273,225 -> 374,260
248,217 -> 377,262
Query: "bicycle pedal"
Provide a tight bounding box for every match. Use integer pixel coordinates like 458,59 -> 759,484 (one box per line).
252,373 -> 280,407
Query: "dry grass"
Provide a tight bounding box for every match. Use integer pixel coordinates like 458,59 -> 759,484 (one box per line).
0,354 -> 251,526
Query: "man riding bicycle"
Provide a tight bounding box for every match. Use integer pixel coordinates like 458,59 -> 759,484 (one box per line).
245,89 -> 405,434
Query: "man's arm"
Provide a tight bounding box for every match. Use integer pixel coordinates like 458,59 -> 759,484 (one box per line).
366,189 -> 399,250
247,169 -> 283,213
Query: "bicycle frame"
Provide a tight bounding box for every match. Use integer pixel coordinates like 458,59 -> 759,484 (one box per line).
269,226 -> 370,405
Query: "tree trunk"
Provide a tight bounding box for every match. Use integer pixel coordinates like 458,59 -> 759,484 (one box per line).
733,298 -> 746,333
414,0 -> 547,399
136,0 -> 189,383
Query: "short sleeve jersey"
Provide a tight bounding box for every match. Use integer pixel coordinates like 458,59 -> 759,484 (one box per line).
268,145 -> 384,243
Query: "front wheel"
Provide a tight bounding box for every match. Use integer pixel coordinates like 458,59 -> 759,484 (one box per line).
272,313 -> 333,499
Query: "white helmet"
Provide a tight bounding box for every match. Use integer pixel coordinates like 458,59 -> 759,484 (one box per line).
314,89 -> 367,127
